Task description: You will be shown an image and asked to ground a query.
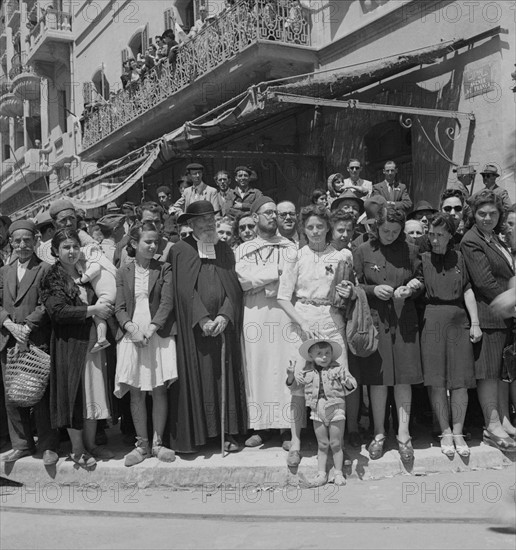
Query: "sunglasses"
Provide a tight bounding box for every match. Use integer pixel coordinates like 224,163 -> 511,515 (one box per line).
348,166 -> 361,171
239,224 -> 255,231
443,205 -> 463,213
278,212 -> 296,219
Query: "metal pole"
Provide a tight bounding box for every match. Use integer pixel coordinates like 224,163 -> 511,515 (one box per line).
220,332 -> 226,457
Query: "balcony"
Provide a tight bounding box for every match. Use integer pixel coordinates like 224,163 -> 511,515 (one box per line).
0,92 -> 23,117
0,147 -> 51,206
6,0 -> 20,29
81,0 -> 315,161
27,8 -> 73,64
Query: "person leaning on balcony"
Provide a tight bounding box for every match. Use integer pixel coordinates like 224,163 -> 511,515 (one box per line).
161,29 -> 179,67
228,166 -> 263,218
170,163 -> 219,215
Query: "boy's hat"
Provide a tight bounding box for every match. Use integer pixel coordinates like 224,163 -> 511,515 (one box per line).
299,338 -> 342,362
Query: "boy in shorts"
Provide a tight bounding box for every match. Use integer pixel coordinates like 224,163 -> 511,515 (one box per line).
287,338 -> 356,487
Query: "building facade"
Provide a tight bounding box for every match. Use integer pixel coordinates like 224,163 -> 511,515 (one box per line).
1,0 -> 514,217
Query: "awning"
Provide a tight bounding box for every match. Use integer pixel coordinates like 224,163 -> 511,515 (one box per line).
152,38 -> 464,168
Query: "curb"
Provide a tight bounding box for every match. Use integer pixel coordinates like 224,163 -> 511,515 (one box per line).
1,438 -> 512,490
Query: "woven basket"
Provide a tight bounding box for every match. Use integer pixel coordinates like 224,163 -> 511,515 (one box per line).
5,344 -> 51,407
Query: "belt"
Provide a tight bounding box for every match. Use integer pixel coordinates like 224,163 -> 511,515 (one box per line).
298,298 -> 332,306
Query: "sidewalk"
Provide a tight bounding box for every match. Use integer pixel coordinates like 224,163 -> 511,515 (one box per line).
1,425 -> 513,489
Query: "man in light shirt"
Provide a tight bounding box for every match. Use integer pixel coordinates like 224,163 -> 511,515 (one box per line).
343,159 -> 372,199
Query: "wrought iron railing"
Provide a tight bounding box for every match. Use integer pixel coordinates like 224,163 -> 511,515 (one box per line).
82,0 -> 310,149
8,52 -> 34,79
29,8 -> 72,44
0,74 -> 10,95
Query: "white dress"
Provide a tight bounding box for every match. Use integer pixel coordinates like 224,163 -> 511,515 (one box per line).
114,266 -> 178,398
277,245 -> 353,392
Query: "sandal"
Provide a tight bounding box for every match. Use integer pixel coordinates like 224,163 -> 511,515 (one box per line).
368,435 -> 386,460
397,437 -> 414,462
482,429 -> 516,452
224,435 -> 242,453
439,434 -> 455,458
69,452 -> 96,470
311,471 -> 327,487
287,449 -> 301,467
452,434 -> 470,458
124,437 -> 151,467
333,470 -> 346,486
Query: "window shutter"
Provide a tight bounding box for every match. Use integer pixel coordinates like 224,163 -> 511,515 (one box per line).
83,81 -> 94,105
142,23 -> 149,50
121,48 -> 129,70
163,8 -> 175,31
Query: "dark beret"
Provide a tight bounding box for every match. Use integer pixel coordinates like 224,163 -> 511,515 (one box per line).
250,196 -> 275,214
48,199 -> 75,219
9,219 -> 37,236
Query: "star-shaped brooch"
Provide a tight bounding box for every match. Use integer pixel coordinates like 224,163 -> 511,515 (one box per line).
371,265 -> 380,272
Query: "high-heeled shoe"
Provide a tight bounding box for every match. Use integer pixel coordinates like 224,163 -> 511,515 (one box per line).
483,429 -> 516,452
452,434 -> 470,458
368,435 -> 386,460
439,434 -> 455,458
396,437 -> 414,462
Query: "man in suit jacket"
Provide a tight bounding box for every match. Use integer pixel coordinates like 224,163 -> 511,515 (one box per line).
372,161 -> 413,213
170,163 -> 219,214
0,220 -> 59,465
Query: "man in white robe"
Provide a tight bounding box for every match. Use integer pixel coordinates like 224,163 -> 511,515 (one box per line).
235,197 -> 298,447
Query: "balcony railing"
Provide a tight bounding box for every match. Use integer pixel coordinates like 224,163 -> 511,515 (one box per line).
9,52 -> 32,80
29,8 -> 72,44
82,0 -> 310,150
0,74 -> 10,96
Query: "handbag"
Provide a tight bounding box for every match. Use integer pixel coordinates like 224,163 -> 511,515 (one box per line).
502,329 -> 516,383
4,344 -> 51,407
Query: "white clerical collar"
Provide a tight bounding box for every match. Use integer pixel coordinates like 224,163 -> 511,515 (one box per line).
193,234 -> 216,259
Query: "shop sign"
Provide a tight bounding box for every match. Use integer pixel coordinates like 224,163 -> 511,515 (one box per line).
464,64 -> 495,99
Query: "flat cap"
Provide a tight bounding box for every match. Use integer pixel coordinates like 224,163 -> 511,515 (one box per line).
9,219 -> 37,236
48,199 -> 75,219
186,162 -> 204,171
106,201 -> 120,212
250,196 -> 275,214
234,165 -> 252,175
97,214 -> 125,231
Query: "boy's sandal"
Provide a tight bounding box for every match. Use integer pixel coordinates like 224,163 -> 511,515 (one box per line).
69,452 -> 96,470
286,449 -> 301,467
311,472 -> 327,487
397,437 -> 414,462
368,435 -> 386,460
333,471 -> 346,486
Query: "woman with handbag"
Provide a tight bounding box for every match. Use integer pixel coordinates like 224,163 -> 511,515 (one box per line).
353,207 -> 423,462
39,229 -> 114,469
461,191 -> 516,452
277,204 -> 356,469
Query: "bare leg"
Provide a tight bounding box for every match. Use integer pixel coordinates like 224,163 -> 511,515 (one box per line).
345,389 -> 360,433
430,387 -> 451,433
313,420 -> 329,485
498,381 -> 516,436
289,395 -> 304,452
129,388 -> 148,440
82,419 -> 97,451
394,384 -> 412,442
450,388 -> 469,452
67,428 -> 85,456
370,385 -> 388,438
477,379 -> 509,438
151,386 -> 168,443
329,420 -> 345,473
96,318 -> 108,344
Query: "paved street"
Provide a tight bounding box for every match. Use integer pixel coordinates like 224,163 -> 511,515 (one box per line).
1,467 -> 515,549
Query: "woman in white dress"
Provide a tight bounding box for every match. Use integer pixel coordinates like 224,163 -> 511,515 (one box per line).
277,205 -> 355,467
114,222 -> 178,466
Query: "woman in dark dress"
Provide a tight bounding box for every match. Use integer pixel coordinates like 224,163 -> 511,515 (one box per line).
353,207 -> 423,462
39,229 -> 114,469
460,191 -> 516,452
418,214 -> 482,458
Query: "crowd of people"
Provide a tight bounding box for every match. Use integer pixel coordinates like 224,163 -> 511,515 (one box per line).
0,159 -> 515,488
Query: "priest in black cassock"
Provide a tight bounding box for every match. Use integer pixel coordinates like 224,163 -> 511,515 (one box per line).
166,201 -> 247,453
